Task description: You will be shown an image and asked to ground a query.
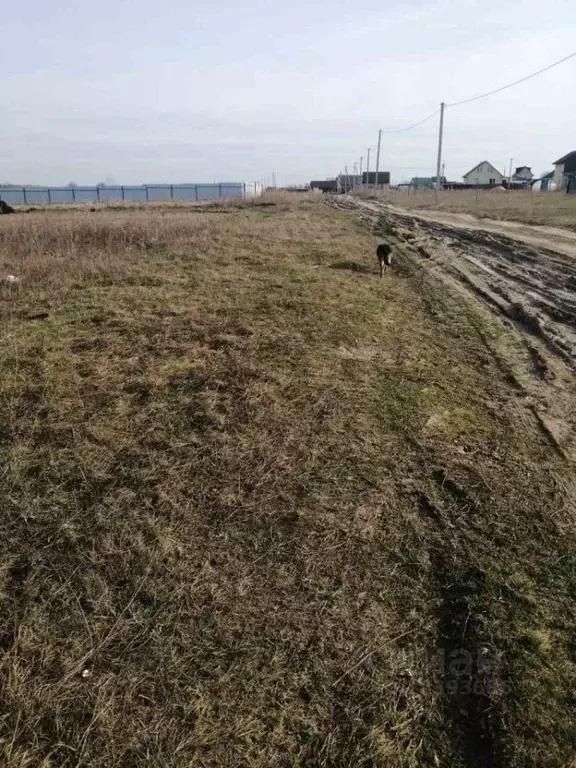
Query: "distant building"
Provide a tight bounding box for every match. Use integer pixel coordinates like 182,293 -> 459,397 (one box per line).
462,161 -> 504,187
310,176 -> 361,193
337,174 -> 362,190
512,166 -> 533,182
310,179 -> 338,193
506,166 -> 534,189
502,166 -> 535,190
310,172 -> 390,192
410,177 -> 434,189
362,171 -> 390,186
552,151 -> 576,191
532,171 -> 555,192
410,176 -> 446,189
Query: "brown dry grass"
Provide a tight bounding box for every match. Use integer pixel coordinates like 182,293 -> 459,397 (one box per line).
367,188 -> 576,230
1,198 -> 576,766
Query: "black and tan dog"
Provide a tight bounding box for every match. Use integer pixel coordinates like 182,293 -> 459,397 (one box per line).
376,243 -> 393,277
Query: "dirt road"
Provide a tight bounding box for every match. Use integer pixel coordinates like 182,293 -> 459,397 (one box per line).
329,194 -> 576,461
332,195 -> 576,365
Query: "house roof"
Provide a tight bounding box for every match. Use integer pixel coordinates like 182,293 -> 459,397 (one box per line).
541,171 -> 554,180
553,151 -> 576,164
463,161 -> 502,178
514,166 -> 531,173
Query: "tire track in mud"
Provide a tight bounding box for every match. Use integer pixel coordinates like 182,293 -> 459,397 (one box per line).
414,218 -> 573,364
329,195 -> 576,462
346,197 -> 576,366
413,465 -> 512,766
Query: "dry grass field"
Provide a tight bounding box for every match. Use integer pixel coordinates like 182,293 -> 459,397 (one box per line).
1,196 -> 576,767
375,189 -> 576,230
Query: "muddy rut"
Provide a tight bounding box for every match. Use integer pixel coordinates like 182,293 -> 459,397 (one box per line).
329,195 -> 576,462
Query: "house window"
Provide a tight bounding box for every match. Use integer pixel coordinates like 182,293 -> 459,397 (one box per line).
489,178 -> 495,185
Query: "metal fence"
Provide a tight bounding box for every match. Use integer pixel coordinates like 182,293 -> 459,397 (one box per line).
0,183 -> 246,206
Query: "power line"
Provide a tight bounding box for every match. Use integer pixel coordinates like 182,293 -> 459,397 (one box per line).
336,49 -> 576,189
379,109 -> 440,133
447,50 -> 576,107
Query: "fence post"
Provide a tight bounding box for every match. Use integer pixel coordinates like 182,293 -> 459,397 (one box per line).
72,187 -> 76,202
121,186 -> 125,201
23,188 -> 27,204
47,188 -> 51,204
97,186 -> 100,202
219,183 -> 223,198
170,185 -> 174,200
145,186 -> 149,202
195,186 -> 198,202
243,183 -> 246,199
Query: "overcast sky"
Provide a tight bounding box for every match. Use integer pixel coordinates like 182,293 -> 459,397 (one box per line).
1,0 -> 574,185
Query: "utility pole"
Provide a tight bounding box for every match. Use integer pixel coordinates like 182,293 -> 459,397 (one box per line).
435,102 -> 445,192
508,158 -> 513,183
359,156 -> 363,189
353,162 -> 358,190
366,148 -> 371,188
345,165 -> 350,193
375,129 -> 382,190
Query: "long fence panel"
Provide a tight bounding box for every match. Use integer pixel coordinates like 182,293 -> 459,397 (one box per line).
0,183 -> 245,205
